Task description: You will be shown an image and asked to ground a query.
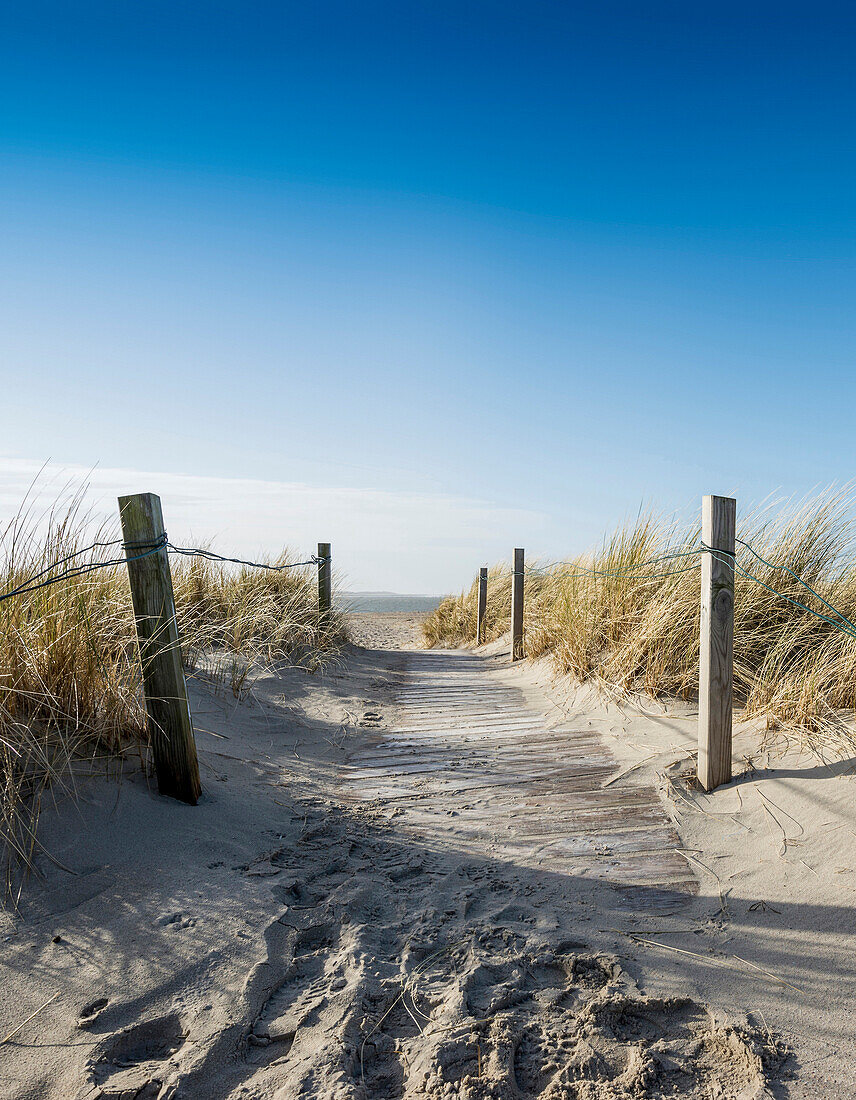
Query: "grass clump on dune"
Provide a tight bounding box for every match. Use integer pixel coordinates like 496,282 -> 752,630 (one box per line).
423,494 -> 856,751
174,550 -> 345,694
0,491 -> 345,897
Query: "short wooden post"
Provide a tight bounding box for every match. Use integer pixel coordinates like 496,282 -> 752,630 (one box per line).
118,493 -> 201,805
317,542 -> 332,613
698,495 -> 736,792
511,548 -> 525,662
476,567 -> 488,645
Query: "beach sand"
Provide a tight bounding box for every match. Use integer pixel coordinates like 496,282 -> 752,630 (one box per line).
0,624 -> 853,1097
345,611 -> 425,650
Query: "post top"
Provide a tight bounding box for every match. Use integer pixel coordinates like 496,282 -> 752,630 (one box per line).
118,491 -> 161,506
118,492 -> 165,531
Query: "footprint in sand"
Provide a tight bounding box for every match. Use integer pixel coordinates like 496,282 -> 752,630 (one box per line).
463,948 -> 595,1018
86,1011 -> 186,1098
512,994 -> 775,1099
356,983 -> 420,1098
158,911 -> 196,930
77,997 -> 109,1030
249,921 -> 340,1063
430,945 -> 784,1099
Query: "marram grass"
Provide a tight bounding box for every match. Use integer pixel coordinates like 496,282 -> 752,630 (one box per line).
0,494 -> 345,899
423,494 -> 856,754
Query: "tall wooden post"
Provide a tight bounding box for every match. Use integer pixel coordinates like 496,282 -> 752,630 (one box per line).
317,542 -> 332,613
511,548 -> 525,662
118,493 -> 201,805
698,495 -> 736,792
476,566 -> 488,645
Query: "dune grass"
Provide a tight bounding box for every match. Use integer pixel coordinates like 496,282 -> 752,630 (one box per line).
0,493 -> 344,898
423,494 -> 856,754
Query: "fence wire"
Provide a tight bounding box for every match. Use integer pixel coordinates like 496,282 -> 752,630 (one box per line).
166,543 -> 325,571
6,523 -> 856,646
485,540 -> 856,644
0,532 -> 326,605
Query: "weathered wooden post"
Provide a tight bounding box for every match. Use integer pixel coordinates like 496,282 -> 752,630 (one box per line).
698,495 -> 736,792
317,542 -> 332,613
476,566 -> 488,645
118,493 -> 201,805
511,548 -> 525,662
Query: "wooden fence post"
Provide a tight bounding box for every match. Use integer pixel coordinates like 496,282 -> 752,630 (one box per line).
476,566 -> 488,645
511,548 -> 525,661
118,493 -> 201,805
317,542 -> 332,613
698,495 -> 736,792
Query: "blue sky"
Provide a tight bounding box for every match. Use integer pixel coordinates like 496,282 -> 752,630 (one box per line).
2,3 -> 854,591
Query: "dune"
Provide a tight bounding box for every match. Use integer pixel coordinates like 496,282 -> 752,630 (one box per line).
0,615 -> 851,1097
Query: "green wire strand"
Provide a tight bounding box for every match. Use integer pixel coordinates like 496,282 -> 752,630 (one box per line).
525,548 -> 701,578
0,544 -> 165,604
734,537 -> 856,635
525,561 -> 701,581
505,538 -> 856,644
0,539 -> 323,605
703,546 -> 856,642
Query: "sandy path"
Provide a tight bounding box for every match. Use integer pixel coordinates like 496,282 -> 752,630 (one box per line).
345,612 -> 424,650
340,650 -> 695,911
1,634 -> 847,1098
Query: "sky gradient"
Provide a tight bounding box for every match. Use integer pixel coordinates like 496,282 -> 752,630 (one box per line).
2,3 -> 854,591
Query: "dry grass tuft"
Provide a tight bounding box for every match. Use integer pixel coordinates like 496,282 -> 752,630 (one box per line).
174,550 -> 345,696
0,489 -> 344,898
423,493 -> 856,755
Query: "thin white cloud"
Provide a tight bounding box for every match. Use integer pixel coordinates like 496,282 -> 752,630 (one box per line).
0,457 -> 550,592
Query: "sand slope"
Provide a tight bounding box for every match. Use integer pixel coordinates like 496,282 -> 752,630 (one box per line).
2,617 -> 851,1097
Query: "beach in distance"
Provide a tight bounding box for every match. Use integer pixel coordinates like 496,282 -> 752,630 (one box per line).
335,592 -> 445,613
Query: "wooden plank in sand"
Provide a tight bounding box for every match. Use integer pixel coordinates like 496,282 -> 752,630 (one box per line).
118,492 -> 200,805
338,651 -> 696,912
317,542 -> 332,613
698,495 -> 736,792
511,547 -> 525,661
477,566 -> 488,644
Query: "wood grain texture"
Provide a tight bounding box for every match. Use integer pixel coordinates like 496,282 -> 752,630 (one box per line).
339,651 -> 696,913
476,567 -> 488,645
698,495 -> 736,792
511,547 -> 525,661
317,542 -> 332,613
118,493 -> 201,805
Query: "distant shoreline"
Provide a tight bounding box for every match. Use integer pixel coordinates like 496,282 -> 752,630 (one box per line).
335,592 -> 445,613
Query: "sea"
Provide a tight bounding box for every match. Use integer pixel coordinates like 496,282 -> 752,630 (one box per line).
335,592 -> 445,613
